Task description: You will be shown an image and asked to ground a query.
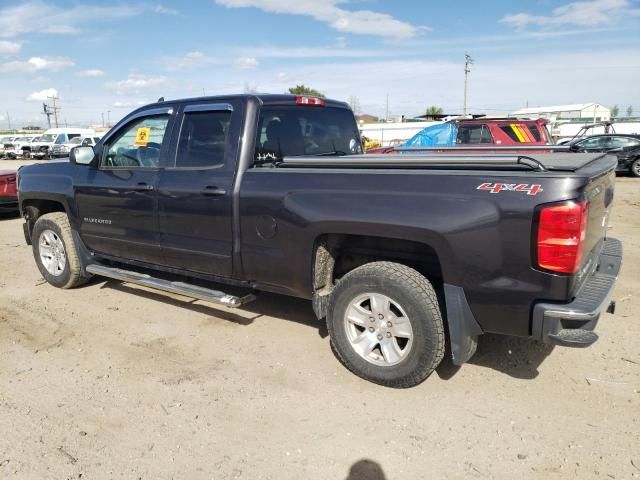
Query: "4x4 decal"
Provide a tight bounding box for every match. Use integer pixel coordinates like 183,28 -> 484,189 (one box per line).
477,182 -> 543,196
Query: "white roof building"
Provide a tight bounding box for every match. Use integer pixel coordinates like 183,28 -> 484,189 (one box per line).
511,103 -> 610,122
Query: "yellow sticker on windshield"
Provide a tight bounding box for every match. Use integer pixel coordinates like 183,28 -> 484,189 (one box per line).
134,127 -> 151,147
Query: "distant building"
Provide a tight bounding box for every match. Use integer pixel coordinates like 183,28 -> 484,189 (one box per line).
355,114 -> 380,124
511,103 -> 610,123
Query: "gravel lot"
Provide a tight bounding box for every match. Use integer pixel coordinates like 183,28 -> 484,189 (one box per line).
1,159 -> 639,479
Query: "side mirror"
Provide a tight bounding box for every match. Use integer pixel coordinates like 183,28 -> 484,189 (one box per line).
70,146 -> 95,166
569,144 -> 579,152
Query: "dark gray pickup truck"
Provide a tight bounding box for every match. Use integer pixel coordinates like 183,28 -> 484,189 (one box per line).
17,94 -> 622,387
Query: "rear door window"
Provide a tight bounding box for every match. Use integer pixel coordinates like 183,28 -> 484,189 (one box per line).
255,106 -> 362,162
607,137 -> 640,149
174,110 -> 232,168
457,125 -> 493,144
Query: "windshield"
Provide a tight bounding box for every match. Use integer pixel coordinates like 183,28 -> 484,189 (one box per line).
255,106 -> 362,162
40,134 -> 57,142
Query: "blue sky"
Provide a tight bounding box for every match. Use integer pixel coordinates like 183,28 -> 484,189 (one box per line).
0,0 -> 639,127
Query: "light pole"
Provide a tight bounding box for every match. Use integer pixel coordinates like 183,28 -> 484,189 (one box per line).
107,110 -> 111,127
463,54 -> 474,116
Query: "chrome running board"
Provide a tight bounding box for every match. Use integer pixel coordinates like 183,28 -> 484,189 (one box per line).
86,264 -> 255,308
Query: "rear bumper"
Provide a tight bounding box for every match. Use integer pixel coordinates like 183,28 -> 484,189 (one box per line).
0,196 -> 18,211
532,237 -> 622,347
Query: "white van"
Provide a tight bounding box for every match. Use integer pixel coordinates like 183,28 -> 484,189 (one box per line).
32,128 -> 95,158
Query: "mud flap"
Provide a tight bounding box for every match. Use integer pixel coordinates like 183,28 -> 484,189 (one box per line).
443,284 -> 483,365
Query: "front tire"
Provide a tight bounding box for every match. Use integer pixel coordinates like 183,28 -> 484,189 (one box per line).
32,212 -> 89,289
630,158 -> 640,177
327,262 -> 445,388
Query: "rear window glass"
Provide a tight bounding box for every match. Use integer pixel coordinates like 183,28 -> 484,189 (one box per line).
499,125 -> 521,142
255,106 -> 362,163
499,124 -> 543,143
526,124 -> 542,141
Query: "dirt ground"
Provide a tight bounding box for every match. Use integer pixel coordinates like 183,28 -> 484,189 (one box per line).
0,159 -> 638,480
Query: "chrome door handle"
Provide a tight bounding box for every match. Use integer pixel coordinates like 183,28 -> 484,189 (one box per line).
200,186 -> 226,196
134,182 -> 154,191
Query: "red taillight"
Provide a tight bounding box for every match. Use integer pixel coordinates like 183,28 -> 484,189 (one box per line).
537,200 -> 589,274
296,96 -> 325,106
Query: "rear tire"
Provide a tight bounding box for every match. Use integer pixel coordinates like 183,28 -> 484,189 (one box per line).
326,261 -> 445,388
630,158 -> 640,177
32,212 -> 89,289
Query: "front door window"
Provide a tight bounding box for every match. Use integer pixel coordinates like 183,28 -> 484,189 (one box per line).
102,116 -> 170,168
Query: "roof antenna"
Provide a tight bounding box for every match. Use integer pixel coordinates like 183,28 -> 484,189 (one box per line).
157,96 -> 165,103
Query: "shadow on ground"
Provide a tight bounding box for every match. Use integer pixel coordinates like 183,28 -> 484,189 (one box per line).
100,279 -> 328,338
97,276 -> 552,379
436,333 -> 555,380
0,211 -> 20,221
345,459 -> 387,480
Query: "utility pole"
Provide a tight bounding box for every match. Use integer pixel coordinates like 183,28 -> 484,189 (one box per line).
463,53 -> 474,116
47,95 -> 61,128
6,111 -> 10,130
107,110 -> 111,127
42,103 -> 52,128
101,112 -> 105,127
385,93 -> 389,121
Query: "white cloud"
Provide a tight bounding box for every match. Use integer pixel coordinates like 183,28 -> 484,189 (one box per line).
153,5 -> 179,15
163,51 -> 216,71
0,40 -> 21,56
26,87 -> 58,102
78,69 -> 105,77
236,45 -> 400,59
0,56 -> 74,73
106,73 -> 167,94
233,56 -> 259,69
0,2 -> 174,38
501,0 -> 630,29
216,0 -> 425,38
112,100 -> 147,108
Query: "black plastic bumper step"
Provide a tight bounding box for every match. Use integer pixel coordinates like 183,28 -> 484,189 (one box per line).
547,329 -> 598,348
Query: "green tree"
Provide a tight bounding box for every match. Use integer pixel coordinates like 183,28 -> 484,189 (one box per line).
627,105 -> 634,117
288,85 -> 325,98
425,105 -> 444,116
610,104 -> 619,117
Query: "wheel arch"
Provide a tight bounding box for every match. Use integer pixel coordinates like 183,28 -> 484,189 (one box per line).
20,197 -> 69,245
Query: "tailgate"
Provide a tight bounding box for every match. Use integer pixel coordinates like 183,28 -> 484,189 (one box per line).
576,164 -> 616,288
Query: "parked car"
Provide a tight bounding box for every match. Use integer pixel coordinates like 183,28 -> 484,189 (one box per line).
50,136 -> 102,158
31,128 -> 96,158
0,169 -> 18,212
0,136 -> 18,158
367,117 -> 552,153
3,134 -> 40,159
568,134 -> 640,176
18,94 -> 622,387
